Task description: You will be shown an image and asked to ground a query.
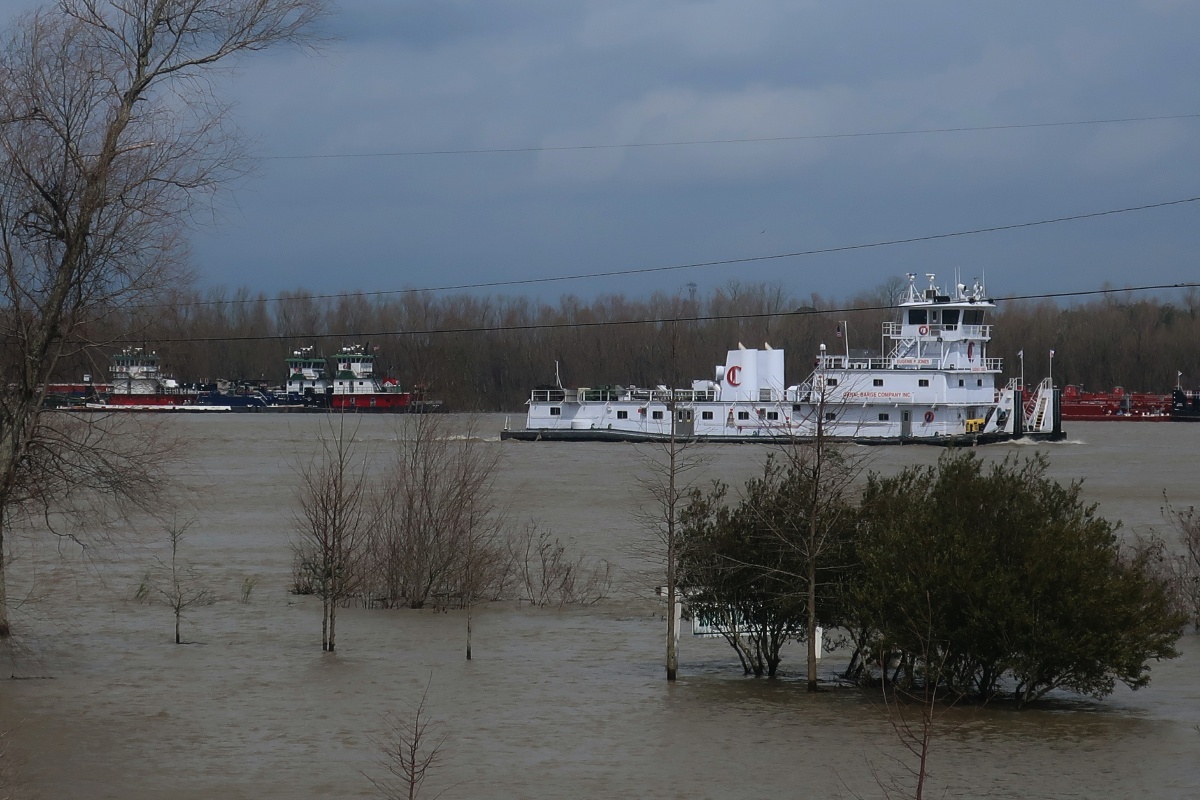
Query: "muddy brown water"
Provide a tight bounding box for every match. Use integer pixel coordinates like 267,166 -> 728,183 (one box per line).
1,415 -> 1197,798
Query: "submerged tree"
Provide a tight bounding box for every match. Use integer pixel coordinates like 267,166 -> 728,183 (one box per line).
149,515 -> 214,644
294,415 -> 371,652
1161,496 -> 1200,629
679,479 -> 803,678
0,0 -> 328,636
678,453 -> 856,679
368,681 -> 449,800
636,433 -> 706,682
369,414 -> 505,613
767,403 -> 864,691
852,451 -> 1184,706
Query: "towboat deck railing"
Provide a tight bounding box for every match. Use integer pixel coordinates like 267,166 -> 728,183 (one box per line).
531,387 -> 718,403
816,355 -> 1003,371
883,322 -> 992,338
623,388 -> 717,403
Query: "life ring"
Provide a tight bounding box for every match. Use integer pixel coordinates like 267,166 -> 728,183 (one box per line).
924,411 -> 935,423
967,342 -> 975,362
918,325 -> 929,336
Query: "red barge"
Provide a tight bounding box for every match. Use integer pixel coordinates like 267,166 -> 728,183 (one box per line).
1054,385 -> 1172,422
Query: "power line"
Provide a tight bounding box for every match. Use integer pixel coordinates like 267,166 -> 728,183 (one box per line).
264,113 -> 1200,161
142,280 -> 1200,345
170,194 -> 1200,309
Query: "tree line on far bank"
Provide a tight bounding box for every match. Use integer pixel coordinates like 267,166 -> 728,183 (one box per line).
54,280 -> 1200,411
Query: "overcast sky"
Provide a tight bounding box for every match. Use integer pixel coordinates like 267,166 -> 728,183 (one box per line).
9,0 -> 1200,304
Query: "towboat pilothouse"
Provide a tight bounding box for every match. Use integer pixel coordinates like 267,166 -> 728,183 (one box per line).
502,274 -> 1063,444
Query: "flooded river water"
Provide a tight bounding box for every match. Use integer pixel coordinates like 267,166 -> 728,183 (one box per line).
2,415 -> 1197,798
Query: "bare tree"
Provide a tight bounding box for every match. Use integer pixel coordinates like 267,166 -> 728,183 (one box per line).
294,415 -> 371,652
866,594 -> 966,800
370,415 -> 504,615
368,681 -> 450,800
0,0 -> 328,636
9,411 -> 178,635
636,434 -> 706,682
1161,495 -> 1200,629
507,521 -> 612,608
771,392 -> 866,693
632,320 -> 710,682
148,514 -> 214,644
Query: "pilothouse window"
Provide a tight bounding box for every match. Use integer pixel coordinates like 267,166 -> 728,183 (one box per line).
942,309 -> 960,328
908,309 -> 928,325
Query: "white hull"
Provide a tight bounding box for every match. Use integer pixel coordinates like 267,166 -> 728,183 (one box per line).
82,402 -> 233,412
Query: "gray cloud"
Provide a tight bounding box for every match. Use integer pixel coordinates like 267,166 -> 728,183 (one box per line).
54,0 -> 1197,301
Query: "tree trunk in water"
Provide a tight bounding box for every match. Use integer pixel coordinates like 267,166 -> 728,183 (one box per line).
807,554 -> 818,692
807,410 -> 823,692
466,603 -> 473,660
328,599 -> 337,652
175,611 -> 181,645
666,439 -> 678,682
322,593 -> 330,652
0,523 -> 9,638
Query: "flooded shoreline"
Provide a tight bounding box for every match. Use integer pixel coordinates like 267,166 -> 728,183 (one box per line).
1,416 -> 1197,798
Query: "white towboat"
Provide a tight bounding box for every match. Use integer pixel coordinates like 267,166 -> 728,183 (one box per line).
501,274 -> 1063,445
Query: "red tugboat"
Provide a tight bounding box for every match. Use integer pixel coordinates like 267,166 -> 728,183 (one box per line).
329,345 -> 415,411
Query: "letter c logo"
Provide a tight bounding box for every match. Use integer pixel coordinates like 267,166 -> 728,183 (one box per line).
726,365 -> 741,386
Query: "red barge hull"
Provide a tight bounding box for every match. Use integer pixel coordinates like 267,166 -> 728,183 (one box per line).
330,393 -> 412,411
1054,386 -> 1172,421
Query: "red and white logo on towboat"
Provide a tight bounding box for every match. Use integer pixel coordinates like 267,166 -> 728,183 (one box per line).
726,365 -> 741,386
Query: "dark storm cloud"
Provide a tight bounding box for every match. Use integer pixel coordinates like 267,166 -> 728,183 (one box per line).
9,0 -> 1189,301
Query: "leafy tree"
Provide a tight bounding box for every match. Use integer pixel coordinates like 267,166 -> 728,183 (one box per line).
767,409 -> 864,691
678,455 -> 856,678
852,451 -> 1184,705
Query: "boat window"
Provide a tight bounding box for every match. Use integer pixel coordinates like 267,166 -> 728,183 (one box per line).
550,407 -> 561,416
617,410 -> 628,419
878,413 -> 889,421
959,379 -> 965,387
942,309 -> 960,328
919,379 -> 930,387
701,411 -> 713,420
826,378 -> 838,386
977,379 -> 983,387
873,379 -> 884,387
757,408 -> 766,419
652,410 -> 664,420
737,411 -> 750,420
824,412 -> 836,421
908,309 -> 927,325
963,310 -> 984,326
767,411 -> 779,420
